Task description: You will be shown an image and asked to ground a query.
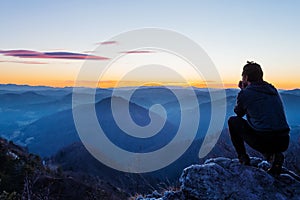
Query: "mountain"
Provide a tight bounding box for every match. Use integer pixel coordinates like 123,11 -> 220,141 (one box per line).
0,137 -> 128,200
0,91 -> 54,107
17,107 -> 79,156
0,90 -> 70,139
0,84 -> 56,92
137,157 -> 300,200
19,96 -> 176,157
1,85 -> 300,198
281,89 -> 300,96
0,88 -> 112,146
280,93 -> 300,125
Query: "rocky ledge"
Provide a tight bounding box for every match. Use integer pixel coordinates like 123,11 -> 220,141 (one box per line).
137,157 -> 300,200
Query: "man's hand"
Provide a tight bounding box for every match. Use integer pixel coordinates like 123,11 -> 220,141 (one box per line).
238,81 -> 248,89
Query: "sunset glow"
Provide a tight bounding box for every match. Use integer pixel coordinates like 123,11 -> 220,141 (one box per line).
0,1 -> 299,90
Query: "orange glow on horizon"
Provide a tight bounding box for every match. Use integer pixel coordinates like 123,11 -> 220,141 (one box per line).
0,79 -> 298,90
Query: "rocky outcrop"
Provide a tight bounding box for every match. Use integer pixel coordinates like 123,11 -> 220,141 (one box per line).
138,157 -> 300,200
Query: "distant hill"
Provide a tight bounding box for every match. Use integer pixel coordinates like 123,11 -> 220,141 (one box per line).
0,91 -> 54,107
0,84 -> 55,92
0,89 -> 111,139
281,88 -> 300,96
280,93 -> 300,125
19,95 -> 176,157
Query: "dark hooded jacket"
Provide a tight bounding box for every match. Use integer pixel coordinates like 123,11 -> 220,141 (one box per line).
234,81 -> 290,133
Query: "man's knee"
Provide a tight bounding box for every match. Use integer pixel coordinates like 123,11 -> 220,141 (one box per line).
228,116 -> 245,136
228,116 -> 239,127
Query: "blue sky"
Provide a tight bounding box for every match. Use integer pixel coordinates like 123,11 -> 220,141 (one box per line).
0,0 -> 299,88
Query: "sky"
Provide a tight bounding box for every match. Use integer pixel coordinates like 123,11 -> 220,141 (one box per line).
0,0 -> 299,89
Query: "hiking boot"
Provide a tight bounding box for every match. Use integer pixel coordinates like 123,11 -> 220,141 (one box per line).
238,154 -> 250,165
267,152 -> 284,177
263,153 -> 274,163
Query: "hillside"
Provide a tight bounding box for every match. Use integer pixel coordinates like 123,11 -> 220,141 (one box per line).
0,137 -> 128,200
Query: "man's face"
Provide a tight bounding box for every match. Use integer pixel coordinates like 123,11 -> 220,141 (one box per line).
242,75 -> 248,82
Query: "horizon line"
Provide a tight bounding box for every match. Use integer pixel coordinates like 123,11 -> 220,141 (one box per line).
0,82 -> 299,91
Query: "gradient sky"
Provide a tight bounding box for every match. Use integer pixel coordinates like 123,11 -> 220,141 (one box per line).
0,0 -> 299,89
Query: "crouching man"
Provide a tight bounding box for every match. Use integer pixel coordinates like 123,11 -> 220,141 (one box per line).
228,61 -> 290,176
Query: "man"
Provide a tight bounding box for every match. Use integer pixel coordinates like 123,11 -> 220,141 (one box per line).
228,61 -> 290,176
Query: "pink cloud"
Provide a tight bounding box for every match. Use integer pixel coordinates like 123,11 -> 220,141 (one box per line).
96,41 -> 118,45
0,49 -> 110,60
120,50 -> 155,54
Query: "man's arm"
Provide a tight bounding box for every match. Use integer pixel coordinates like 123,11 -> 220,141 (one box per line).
234,91 -> 246,117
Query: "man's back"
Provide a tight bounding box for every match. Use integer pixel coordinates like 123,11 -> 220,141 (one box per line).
234,81 -> 290,133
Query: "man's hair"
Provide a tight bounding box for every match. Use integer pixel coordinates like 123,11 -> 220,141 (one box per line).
242,61 -> 263,82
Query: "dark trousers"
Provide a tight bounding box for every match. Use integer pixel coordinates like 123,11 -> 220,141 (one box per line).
228,116 -> 289,156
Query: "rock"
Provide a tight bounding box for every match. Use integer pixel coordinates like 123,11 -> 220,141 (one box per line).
180,157 -> 300,200
137,157 -> 300,200
145,190 -> 162,198
137,190 -> 183,200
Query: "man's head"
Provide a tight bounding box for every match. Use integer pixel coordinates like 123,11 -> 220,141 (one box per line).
242,61 -> 263,82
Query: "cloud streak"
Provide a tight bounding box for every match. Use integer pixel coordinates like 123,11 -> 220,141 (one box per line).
0,49 -> 109,60
120,50 -> 155,54
96,41 -> 118,45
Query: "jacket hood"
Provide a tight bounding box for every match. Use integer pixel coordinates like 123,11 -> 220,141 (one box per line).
246,81 -> 278,95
